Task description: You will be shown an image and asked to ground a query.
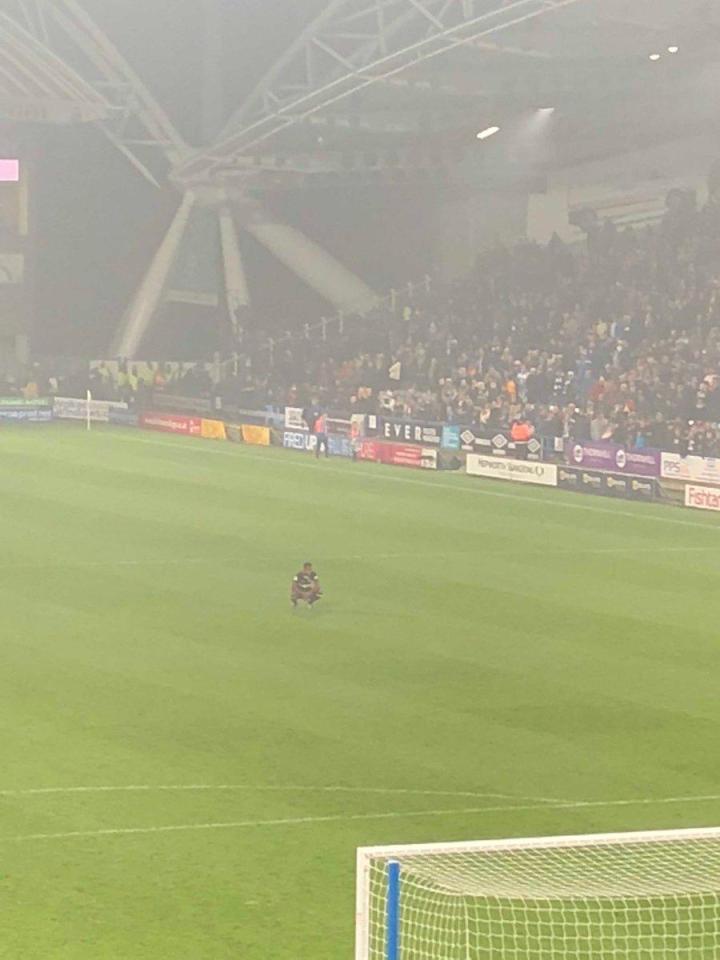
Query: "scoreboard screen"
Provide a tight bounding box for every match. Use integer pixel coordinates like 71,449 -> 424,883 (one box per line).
0,158 -> 26,239
0,159 -> 19,182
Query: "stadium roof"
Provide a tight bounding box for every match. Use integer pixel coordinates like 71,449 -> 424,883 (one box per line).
2,0 -> 717,191
175,0 -> 718,191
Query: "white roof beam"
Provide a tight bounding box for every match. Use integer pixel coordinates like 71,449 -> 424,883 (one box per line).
174,0 -> 587,185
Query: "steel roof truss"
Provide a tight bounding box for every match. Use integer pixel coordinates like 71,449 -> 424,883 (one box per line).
175,0 -> 586,184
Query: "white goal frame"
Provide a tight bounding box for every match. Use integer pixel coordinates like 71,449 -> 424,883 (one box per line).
355,825 -> 720,960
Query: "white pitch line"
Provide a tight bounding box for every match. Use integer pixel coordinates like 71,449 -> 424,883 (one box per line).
0,784 -> 556,803
104,430 -> 720,534
0,794 -> 720,843
571,545 -> 720,555
5,793 -> 720,844
0,544 -> 717,574
328,545 -> 720,562
4,806 -> 518,842
0,558 -> 207,571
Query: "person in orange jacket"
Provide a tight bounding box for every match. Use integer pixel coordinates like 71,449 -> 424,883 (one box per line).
313,412 -> 329,458
510,418 -> 534,459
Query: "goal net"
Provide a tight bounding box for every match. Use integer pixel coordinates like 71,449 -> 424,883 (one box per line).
355,827 -> 720,960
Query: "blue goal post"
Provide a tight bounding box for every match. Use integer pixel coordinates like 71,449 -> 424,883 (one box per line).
386,860 -> 401,960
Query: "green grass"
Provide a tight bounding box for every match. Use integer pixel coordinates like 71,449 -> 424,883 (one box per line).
1,423 -> 720,959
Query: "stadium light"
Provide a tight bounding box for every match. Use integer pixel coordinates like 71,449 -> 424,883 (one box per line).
667,45 -> 679,54
476,125 -> 500,140
649,53 -> 661,61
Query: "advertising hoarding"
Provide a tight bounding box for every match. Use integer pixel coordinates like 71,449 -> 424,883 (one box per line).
467,455 -> 557,487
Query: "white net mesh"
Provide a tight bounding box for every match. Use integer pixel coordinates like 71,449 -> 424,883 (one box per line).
359,830 -> 720,960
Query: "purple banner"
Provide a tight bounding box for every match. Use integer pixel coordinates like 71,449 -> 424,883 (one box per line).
568,440 -> 661,477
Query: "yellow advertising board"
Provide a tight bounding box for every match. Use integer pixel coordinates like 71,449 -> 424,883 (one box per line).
241,424 -> 270,446
201,418 -> 227,441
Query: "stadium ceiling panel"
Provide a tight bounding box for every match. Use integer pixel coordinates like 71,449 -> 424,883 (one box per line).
173,0 -> 587,186
1,0 -> 189,186
511,0 -> 712,59
597,0 -> 709,31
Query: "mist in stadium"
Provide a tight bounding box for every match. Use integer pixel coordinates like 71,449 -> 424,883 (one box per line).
4,1 -> 720,958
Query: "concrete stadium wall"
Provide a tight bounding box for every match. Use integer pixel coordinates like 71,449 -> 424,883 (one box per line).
435,189 -> 529,282
433,132 -> 720,281
528,133 -> 720,244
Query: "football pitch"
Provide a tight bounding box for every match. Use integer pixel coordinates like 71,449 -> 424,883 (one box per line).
3,423 -> 720,960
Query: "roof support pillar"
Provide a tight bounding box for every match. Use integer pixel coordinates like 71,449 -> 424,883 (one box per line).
219,205 -> 250,341
246,217 -> 378,315
112,191 -> 195,358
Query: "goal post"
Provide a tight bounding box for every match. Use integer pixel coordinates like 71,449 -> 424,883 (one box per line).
355,826 -> 720,960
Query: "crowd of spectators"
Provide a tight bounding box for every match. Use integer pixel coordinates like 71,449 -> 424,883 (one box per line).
221,194 -> 720,456
87,361 -> 215,405
0,358 -> 217,413
7,194 -> 720,458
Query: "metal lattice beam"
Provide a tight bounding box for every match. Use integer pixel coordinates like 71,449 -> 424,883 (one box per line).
1,0 -> 189,186
52,0 -> 188,170
174,0 -> 587,185
0,6 -> 106,121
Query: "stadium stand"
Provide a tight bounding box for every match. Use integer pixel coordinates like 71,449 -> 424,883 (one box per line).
62,196 -> 720,459
244,198 -> 720,457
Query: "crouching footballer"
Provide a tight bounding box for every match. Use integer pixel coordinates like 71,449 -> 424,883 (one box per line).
291,562 -> 323,608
